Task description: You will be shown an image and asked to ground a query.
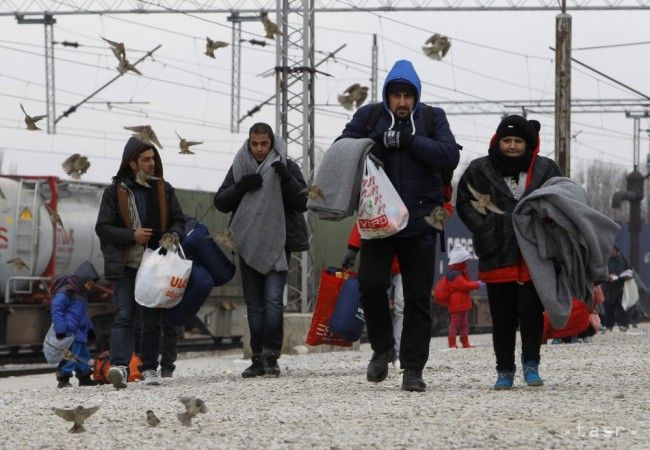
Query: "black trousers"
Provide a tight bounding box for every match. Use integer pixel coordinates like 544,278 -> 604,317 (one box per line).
358,234 -> 436,371
487,282 -> 544,372
603,298 -> 629,329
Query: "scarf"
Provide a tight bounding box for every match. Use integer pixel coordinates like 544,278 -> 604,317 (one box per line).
230,135 -> 288,274
51,274 -> 84,296
488,144 -> 533,178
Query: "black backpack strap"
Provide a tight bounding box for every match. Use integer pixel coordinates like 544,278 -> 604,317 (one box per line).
364,103 -> 384,136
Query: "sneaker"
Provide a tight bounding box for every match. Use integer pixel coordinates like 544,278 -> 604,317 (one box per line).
494,370 -> 515,390
56,373 -> 72,389
160,367 -> 174,378
77,373 -> 99,387
583,336 -> 593,343
107,365 -> 128,389
242,354 -> 266,378
401,369 -> 426,392
551,338 -> 562,345
142,369 -> 162,386
366,348 -> 395,383
263,352 -> 281,378
522,360 -> 544,387
619,326 -> 628,332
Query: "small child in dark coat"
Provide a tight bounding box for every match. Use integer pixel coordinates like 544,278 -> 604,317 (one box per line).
442,244 -> 482,349
51,261 -> 100,388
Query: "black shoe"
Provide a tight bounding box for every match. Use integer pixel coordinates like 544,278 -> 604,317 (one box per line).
263,352 -> 281,378
77,373 -> 99,387
366,348 -> 395,383
56,373 -> 72,389
242,354 -> 266,378
401,369 -> 426,392
160,367 -> 174,378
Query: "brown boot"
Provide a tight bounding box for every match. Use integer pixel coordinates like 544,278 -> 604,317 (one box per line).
460,336 -> 475,348
448,335 -> 458,349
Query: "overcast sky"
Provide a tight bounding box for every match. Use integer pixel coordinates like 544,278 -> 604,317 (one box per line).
0,6 -> 648,191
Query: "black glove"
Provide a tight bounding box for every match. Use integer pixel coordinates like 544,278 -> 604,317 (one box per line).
383,130 -> 413,149
341,248 -> 358,269
87,329 -> 96,343
271,161 -> 292,183
368,144 -> 387,163
55,332 -> 66,340
235,173 -> 263,193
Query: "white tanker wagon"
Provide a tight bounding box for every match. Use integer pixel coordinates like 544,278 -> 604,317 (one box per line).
0,175 -> 246,354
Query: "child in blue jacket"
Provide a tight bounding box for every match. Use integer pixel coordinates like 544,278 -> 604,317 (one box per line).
51,261 -> 100,388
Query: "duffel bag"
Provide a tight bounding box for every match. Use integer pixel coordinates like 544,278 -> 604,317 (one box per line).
328,277 -> 365,342
183,223 -> 235,287
163,262 -> 214,326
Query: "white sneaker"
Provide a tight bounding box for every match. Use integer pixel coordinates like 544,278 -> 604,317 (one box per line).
107,366 -> 128,389
142,369 -> 162,386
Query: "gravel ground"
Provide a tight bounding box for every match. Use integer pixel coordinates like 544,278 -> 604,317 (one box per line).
1,324 -> 649,449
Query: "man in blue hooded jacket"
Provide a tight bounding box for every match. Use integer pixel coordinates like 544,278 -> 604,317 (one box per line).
337,59 -> 460,391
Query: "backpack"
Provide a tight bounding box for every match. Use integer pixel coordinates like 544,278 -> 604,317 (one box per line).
93,351 -> 142,384
432,275 -> 451,306
363,102 -> 458,204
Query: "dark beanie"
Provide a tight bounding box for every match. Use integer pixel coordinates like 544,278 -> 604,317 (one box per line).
495,115 -> 540,150
386,80 -> 417,98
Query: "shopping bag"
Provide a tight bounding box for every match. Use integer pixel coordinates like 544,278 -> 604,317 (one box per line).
134,245 -> 192,308
182,223 -> 235,287
357,157 -> 409,239
164,263 -> 214,326
622,277 -> 639,311
42,324 -> 75,364
306,268 -> 355,347
329,277 -> 365,342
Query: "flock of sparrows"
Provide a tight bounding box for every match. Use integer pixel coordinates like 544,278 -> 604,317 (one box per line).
52,396 -> 208,433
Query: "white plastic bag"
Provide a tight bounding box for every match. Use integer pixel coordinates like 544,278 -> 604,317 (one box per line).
135,245 -> 192,308
357,157 -> 409,239
43,324 -> 75,364
622,277 -> 639,311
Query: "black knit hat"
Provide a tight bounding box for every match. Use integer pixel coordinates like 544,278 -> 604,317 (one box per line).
386,80 -> 417,98
495,115 -> 540,150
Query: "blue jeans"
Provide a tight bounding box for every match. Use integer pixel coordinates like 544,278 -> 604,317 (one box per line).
57,341 -> 92,376
239,257 -> 288,355
110,267 -> 139,367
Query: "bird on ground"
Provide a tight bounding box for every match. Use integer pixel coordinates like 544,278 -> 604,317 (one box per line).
177,396 -> 207,427
101,36 -> 126,61
337,84 -> 369,111
61,153 -> 91,180
211,229 -> 236,253
260,11 -> 282,39
116,55 -> 142,75
467,183 -> 505,215
300,185 -> 324,201
124,125 -> 163,149
204,37 -> 229,58
19,104 -> 46,131
52,405 -> 99,434
45,204 -> 65,232
422,33 -> 451,61
146,410 -> 160,427
175,131 -> 203,155
424,206 -> 449,231
7,257 -> 29,271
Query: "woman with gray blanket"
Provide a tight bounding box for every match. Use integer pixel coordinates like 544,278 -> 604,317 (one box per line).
214,122 -> 308,378
456,115 -> 561,390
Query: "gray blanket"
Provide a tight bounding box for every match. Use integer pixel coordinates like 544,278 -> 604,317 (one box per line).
512,177 -> 620,328
230,135 -> 287,274
307,137 -> 373,220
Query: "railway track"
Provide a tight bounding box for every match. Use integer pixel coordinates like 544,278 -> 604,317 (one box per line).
0,337 -> 242,378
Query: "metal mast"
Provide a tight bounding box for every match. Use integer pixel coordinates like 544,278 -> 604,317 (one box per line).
554,0 -> 571,176
371,34 -> 378,103
276,0 -> 316,312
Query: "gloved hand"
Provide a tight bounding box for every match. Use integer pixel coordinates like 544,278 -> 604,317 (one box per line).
341,248 -> 358,269
271,161 -> 292,183
87,329 -> 96,343
368,144 -> 387,163
383,130 -> 413,149
55,332 -> 66,340
235,173 -> 263,193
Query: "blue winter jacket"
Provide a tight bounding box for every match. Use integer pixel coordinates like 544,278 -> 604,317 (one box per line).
51,291 -> 94,344
337,60 -> 460,236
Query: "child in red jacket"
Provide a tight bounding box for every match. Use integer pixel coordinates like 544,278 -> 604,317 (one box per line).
442,244 -> 482,348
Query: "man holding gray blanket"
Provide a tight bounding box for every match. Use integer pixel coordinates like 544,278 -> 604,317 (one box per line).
336,59 -> 460,392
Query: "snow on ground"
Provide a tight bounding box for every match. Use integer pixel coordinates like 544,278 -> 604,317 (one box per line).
1,325 -> 649,449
